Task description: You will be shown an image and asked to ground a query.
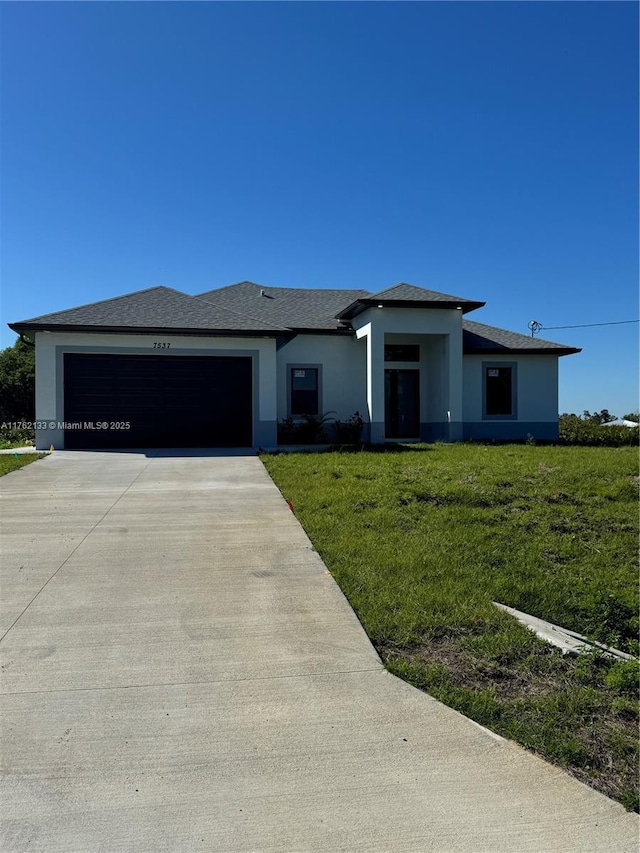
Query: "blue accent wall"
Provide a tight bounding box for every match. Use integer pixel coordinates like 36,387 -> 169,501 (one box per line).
255,420 -> 277,448
420,422 -> 456,442
353,421 -> 560,445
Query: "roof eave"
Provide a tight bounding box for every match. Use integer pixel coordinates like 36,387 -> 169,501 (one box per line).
8,323 -> 285,338
336,298 -> 486,320
285,325 -> 354,335
464,345 -> 582,356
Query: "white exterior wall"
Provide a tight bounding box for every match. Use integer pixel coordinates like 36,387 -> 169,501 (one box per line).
34,331 -> 277,449
354,306 -> 463,337
462,353 -> 559,440
32,322 -> 563,449
353,306 -> 464,441
462,354 -> 558,422
276,334 -> 367,421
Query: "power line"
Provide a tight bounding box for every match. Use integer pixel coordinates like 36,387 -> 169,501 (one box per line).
528,318 -> 639,336
543,319 -> 639,330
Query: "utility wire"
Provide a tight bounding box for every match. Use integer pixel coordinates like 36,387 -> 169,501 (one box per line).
542,319 -> 639,331
528,318 -> 639,336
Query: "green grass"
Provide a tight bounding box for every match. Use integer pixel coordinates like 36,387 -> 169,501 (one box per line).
262,444 -> 640,811
0,454 -> 45,476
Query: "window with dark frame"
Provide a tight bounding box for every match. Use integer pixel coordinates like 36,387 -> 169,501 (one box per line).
485,366 -> 513,416
290,368 -> 319,415
384,344 -> 420,362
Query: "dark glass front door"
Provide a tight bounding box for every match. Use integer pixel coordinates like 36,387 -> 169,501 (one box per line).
384,369 -> 420,438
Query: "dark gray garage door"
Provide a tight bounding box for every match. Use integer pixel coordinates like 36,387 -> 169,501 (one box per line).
63,353 -> 253,448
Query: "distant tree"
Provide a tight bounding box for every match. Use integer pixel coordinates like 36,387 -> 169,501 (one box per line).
621,412 -> 639,424
582,409 -> 617,424
0,338 -> 35,423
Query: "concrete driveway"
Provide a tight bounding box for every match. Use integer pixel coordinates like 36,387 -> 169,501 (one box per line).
1,451 -> 637,852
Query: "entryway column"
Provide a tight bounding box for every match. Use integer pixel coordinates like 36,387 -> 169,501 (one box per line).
356,322 -> 385,443
446,325 -> 464,441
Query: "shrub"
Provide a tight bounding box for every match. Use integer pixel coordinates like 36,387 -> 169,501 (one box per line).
277,412 -> 336,444
559,415 -> 639,447
332,411 -> 365,444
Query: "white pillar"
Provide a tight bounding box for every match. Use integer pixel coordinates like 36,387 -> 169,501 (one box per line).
367,325 -> 385,443
356,322 -> 386,443
446,324 -> 464,440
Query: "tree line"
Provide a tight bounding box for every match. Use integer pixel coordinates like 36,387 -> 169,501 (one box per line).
0,339 -> 35,423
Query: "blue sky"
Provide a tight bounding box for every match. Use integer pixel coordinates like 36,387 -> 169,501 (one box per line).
1,2 -> 637,416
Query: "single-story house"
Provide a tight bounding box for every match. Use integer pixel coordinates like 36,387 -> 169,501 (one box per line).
8,281 -> 580,450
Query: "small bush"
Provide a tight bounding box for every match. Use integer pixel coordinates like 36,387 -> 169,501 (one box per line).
277,417 -> 297,443
277,412 -> 336,444
332,411 -> 365,444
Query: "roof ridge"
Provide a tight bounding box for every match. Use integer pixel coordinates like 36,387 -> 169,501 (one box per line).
269,286 -> 370,292
195,290 -> 289,330
371,282 -> 474,300
197,281 -> 265,297
16,285 -> 189,324
200,283 -> 371,295
196,284 -> 374,331
11,285 -> 290,332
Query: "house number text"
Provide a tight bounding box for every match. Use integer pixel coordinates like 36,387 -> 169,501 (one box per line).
153,342 -> 171,349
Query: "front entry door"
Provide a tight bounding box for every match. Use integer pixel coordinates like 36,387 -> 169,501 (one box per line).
385,369 -> 420,438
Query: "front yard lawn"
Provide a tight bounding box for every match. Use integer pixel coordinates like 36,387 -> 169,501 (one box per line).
0,454 -> 45,477
262,444 -> 639,811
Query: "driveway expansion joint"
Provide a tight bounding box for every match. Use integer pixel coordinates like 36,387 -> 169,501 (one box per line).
0,459 -> 152,644
1,666 -> 385,696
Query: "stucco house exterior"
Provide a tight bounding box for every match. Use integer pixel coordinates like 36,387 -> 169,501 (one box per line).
8,281 -> 580,450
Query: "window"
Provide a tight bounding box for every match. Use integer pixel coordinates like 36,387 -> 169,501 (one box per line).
290,367 -> 319,415
384,344 -> 420,362
484,365 -> 515,417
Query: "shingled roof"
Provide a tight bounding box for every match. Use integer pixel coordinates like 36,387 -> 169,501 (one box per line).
197,281 -> 369,332
9,286 -> 288,336
335,282 -> 485,320
8,281 -> 580,355
463,319 -> 580,355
